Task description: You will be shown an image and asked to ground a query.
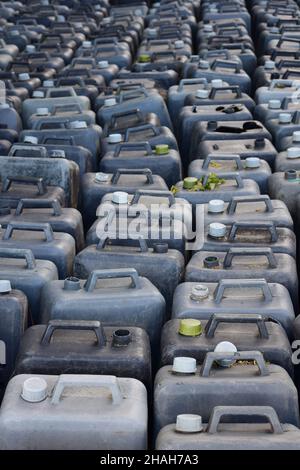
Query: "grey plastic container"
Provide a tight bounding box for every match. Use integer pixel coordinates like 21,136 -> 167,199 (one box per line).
255,79 -> 300,104
161,314 -> 293,376
188,154 -> 271,193
0,286 -> 28,385
268,171 -> 300,217
203,195 -> 293,230
81,169 -> 168,230
197,138 -> 278,168
156,406 -> 300,450
199,222 -> 296,258
14,320 -> 152,390
0,248 -> 58,324
171,279 -> 295,341
74,237 -> 185,317
275,148 -> 300,172
40,269 -> 166,354
265,113 -> 300,151
153,351 -> 299,437
0,222 -> 75,279
185,247 -> 298,314
0,374 -> 148,450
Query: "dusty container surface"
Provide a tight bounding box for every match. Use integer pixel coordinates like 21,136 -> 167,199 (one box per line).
40,269 -> 165,356
74,237 -> 185,318
102,108 -> 160,138
199,222 -> 296,258
193,120 -> 272,143
203,195 -> 293,230
255,80 -> 300,104
161,313 -> 293,376
0,374 -> 148,450
156,406 -> 300,450
0,150 -> 79,208
265,113 -> 300,151
0,198 -> 84,252
80,169 -> 168,231
0,175 -> 66,209
117,70 -> 179,90
197,138 -> 278,168
185,247 -> 298,316
268,171 -> 300,217
171,278 -> 295,340
0,286 -> 28,385
14,320 -> 152,390
99,142 -> 182,187
153,351 -> 299,438
188,155 -> 271,193
0,222 -> 75,279
0,248 -> 58,324
275,149 -> 300,172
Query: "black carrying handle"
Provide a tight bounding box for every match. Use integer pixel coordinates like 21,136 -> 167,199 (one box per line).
131,189 -> 175,205
52,103 -> 83,114
213,278 -> 273,303
15,198 -> 62,216
114,141 -> 152,157
3,222 -> 54,242
205,313 -> 269,339
211,59 -> 242,73
41,319 -> 106,347
84,268 -> 140,292
41,136 -> 75,146
202,172 -> 244,188
124,124 -> 160,140
118,88 -> 150,103
200,350 -> 269,377
223,247 -> 278,268
227,195 -> 274,215
209,85 -> 242,99
203,154 -> 243,170
8,144 -> 48,158
97,235 -> 148,252
0,247 -> 36,269
111,168 -> 154,184
207,406 -> 283,434
228,221 -> 278,242
109,108 -> 143,126
2,176 -> 46,195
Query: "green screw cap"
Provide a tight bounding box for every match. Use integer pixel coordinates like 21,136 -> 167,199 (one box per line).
138,54 -> 151,63
155,144 -> 169,155
179,319 -> 202,337
183,177 -> 197,189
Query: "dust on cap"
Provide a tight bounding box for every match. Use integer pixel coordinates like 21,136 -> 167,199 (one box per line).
95,172 -> 109,183
0,280 -> 11,293
176,414 -> 203,433
21,377 -> 48,403
172,357 -> 197,374
190,284 -> 209,301
208,199 -> 225,213
179,319 -> 202,336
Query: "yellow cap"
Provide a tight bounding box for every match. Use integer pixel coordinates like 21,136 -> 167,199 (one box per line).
138,54 -> 151,63
155,144 -> 169,155
179,319 -> 202,336
183,177 -> 197,189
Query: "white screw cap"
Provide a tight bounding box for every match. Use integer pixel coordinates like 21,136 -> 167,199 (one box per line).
214,341 -> 237,367
264,60 -> 275,70
208,199 -> 225,213
211,79 -> 223,88
175,40 -> 184,49
18,73 -> 30,81
268,99 -> 281,109
82,40 -> 92,48
245,157 -> 261,168
57,15 -> 65,22
32,91 -> 44,98
0,103 -> 9,109
287,147 -> 300,159
196,89 -> 209,99
279,113 -> 292,124
108,133 -> 122,144
43,80 -> 54,87
98,60 -> 109,69
36,107 -> 49,116
293,131 -> 300,142
176,414 -> 203,433
104,98 -> 117,107
190,284 -> 209,300
209,222 -> 226,238
199,60 -> 209,69
95,172 -> 109,183
146,28 -> 157,37
0,280 -> 11,293
69,120 -> 87,129
23,136 -> 38,144
204,24 -> 213,32
172,357 -> 197,374
26,45 -> 36,53
112,191 -> 128,204
21,377 -> 48,403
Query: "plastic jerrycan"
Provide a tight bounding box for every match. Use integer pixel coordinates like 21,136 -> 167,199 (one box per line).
0,374 -> 148,450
